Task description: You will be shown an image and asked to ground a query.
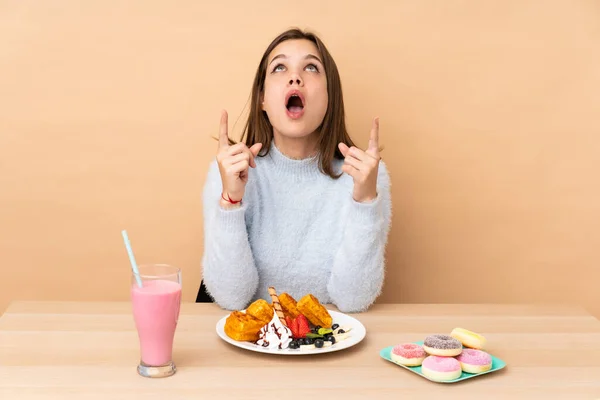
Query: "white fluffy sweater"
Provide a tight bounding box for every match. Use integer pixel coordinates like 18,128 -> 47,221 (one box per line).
201,143 -> 392,312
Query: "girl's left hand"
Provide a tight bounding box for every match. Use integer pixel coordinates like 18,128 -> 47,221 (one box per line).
338,117 -> 381,203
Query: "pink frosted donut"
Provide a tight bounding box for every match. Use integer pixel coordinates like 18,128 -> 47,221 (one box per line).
421,355 -> 462,382
391,343 -> 426,366
456,349 -> 492,373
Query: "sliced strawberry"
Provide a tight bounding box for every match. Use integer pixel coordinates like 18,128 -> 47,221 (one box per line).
285,316 -> 293,328
289,317 -> 299,338
296,314 -> 311,338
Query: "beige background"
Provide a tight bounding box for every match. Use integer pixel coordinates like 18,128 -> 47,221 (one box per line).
1,1 -> 599,317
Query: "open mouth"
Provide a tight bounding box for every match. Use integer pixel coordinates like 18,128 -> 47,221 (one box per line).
285,91 -> 305,117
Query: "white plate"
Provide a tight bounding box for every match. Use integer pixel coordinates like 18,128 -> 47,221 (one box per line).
215,309 -> 366,355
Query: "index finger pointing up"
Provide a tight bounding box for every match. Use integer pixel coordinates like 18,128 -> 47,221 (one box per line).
219,109 -> 229,149
368,117 -> 380,155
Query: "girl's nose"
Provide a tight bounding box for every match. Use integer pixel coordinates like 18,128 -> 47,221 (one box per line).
288,76 -> 303,86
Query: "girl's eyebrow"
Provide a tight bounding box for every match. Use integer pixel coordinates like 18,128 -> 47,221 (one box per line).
268,53 -> 323,66
304,54 -> 323,64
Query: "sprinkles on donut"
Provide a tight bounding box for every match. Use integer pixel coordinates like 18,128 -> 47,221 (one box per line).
423,334 -> 463,357
391,343 -> 427,366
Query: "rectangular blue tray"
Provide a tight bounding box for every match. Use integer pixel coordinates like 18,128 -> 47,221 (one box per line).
380,341 -> 507,383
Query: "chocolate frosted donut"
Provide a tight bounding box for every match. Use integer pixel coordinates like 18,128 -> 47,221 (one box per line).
423,334 -> 463,357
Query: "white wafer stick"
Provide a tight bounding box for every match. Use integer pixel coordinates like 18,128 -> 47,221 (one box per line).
268,286 -> 287,327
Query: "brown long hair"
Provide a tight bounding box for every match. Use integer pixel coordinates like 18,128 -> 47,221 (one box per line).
240,28 -> 356,179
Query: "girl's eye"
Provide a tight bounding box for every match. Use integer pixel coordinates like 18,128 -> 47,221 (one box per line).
272,64 -> 285,72
306,64 -> 319,72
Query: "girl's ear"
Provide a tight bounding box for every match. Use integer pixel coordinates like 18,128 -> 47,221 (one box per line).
260,92 -> 265,111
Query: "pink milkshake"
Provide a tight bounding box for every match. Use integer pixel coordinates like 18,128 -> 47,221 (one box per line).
130,264 -> 181,378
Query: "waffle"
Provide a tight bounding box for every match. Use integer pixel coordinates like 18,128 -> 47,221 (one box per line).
279,292 -> 301,319
296,294 -> 332,328
224,299 -> 273,342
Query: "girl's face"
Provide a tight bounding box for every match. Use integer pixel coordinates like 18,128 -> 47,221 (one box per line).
261,39 -> 328,141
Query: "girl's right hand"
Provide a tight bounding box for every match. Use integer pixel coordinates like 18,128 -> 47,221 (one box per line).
216,110 -> 262,204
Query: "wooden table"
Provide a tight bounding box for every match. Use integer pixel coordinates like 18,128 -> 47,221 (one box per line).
1,301 -> 600,399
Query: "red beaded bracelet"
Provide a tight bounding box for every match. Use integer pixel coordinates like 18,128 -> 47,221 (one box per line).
221,192 -> 242,205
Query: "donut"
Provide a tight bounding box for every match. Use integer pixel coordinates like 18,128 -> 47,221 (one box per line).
451,327 -> 487,350
421,355 -> 462,382
390,343 -> 426,366
455,349 -> 492,374
423,334 -> 463,357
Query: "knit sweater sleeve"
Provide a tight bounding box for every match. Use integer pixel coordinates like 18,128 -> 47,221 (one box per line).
200,159 -> 259,310
327,160 -> 392,312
